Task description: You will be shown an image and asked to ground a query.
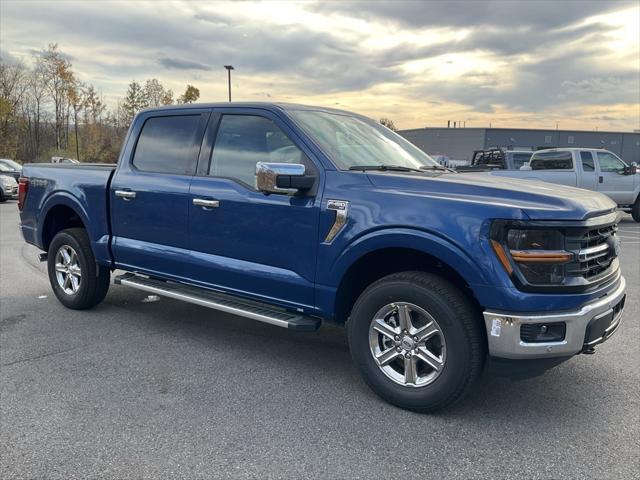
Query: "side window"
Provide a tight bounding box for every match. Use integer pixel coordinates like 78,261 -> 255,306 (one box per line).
580,151 -> 595,171
209,115 -> 305,187
133,115 -> 202,174
530,151 -> 573,170
597,152 -> 626,173
512,153 -> 532,169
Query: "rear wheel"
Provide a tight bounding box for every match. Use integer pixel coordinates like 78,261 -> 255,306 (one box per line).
348,271 -> 484,412
47,228 -> 110,309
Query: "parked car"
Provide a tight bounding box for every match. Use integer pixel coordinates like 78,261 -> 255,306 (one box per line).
0,158 -> 22,181
488,148 -> 640,221
455,148 -> 533,172
0,174 -> 18,202
18,103 -> 627,411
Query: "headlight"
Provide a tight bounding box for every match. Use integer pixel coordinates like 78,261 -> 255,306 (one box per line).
491,224 -> 573,286
1,177 -> 13,187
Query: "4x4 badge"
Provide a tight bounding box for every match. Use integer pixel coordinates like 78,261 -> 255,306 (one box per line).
324,200 -> 349,243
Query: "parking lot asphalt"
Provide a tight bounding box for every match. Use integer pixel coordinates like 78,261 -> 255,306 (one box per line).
1,200 -> 638,479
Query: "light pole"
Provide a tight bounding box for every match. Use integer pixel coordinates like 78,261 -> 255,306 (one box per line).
224,65 -> 234,102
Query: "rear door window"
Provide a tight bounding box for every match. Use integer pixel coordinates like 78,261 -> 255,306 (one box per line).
580,151 -> 595,171
133,115 -> 204,175
529,151 -> 573,170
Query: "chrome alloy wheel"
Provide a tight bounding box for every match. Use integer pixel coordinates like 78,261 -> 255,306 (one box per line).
54,245 -> 82,295
369,302 -> 446,387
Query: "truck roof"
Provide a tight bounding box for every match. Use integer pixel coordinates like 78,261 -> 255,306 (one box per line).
534,147 -> 612,152
139,102 -> 358,117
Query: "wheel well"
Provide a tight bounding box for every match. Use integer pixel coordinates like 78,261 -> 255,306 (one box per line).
333,248 -> 480,323
41,205 -> 86,250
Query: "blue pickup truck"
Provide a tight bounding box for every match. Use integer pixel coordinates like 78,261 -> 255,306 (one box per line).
18,103 -> 627,411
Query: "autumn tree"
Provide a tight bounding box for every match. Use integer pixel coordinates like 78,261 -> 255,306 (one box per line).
144,78 -> 173,107
379,117 -> 398,132
177,84 -> 200,104
0,60 -> 27,157
121,80 -> 148,127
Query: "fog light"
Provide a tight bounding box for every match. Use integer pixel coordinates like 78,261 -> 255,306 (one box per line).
520,322 -> 566,343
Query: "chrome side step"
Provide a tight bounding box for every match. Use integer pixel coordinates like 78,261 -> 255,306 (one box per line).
114,273 -> 321,332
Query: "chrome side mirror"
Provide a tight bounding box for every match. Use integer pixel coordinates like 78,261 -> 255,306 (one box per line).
255,162 -> 314,195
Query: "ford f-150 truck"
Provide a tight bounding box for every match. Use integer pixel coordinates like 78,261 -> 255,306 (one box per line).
18,103 -> 627,412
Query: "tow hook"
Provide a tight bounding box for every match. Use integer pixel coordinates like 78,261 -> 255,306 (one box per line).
582,347 -> 596,355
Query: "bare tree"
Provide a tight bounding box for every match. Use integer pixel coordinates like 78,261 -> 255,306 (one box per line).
379,117 -> 398,132
144,78 -> 173,107
40,43 -> 74,151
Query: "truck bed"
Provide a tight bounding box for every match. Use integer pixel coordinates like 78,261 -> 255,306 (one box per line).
19,163 -> 116,266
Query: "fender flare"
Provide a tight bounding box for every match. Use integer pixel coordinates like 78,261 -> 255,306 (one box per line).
328,227 -> 491,289
37,191 -> 92,247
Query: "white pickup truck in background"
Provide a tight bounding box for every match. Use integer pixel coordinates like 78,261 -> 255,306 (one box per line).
488,148 -> 640,221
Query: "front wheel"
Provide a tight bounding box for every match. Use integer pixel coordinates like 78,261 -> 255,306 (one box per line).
348,271 -> 485,412
47,228 -> 110,309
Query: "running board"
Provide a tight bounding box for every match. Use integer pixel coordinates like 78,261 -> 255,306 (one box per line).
114,273 -> 320,332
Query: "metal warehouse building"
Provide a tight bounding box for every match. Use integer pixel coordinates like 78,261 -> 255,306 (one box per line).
399,127 -> 640,164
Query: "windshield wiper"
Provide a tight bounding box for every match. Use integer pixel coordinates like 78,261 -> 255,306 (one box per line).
348,165 -> 424,173
419,165 -> 457,173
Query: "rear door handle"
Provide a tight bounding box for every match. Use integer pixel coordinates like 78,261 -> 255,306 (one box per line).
193,198 -> 220,209
115,190 -> 136,201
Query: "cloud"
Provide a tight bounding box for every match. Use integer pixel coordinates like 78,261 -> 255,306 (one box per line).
312,0 -> 633,29
0,0 -> 637,130
158,57 -> 211,71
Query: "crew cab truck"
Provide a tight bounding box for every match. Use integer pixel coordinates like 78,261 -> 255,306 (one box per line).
18,103 -> 627,412
488,148 -> 640,222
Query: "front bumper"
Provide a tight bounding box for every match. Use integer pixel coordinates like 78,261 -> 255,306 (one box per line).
483,276 -> 626,359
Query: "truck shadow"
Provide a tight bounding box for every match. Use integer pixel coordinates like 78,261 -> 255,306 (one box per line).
103,284 -> 631,431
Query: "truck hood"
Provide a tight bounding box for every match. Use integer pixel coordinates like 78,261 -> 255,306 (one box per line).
366,172 -> 616,221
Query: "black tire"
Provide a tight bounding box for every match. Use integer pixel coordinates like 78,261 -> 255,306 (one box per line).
47,228 -> 110,309
348,271 -> 485,412
632,196 -> 640,223
0,190 -> 5,203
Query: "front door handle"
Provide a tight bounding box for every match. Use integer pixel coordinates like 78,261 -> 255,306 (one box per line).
599,176 -> 603,184
115,190 -> 136,201
193,198 -> 220,209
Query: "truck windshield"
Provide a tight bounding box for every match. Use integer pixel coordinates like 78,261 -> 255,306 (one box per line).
289,110 -> 439,170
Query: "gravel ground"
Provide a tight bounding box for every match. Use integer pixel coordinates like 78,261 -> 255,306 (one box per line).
1,201 -> 638,479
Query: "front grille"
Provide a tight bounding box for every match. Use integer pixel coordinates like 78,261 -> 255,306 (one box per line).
565,223 -> 618,283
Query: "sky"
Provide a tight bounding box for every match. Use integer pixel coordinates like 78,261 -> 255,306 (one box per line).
1,0 -> 639,131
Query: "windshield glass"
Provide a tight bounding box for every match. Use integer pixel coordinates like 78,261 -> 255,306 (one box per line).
0,163 -> 12,172
0,159 -> 21,170
289,110 -> 438,170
